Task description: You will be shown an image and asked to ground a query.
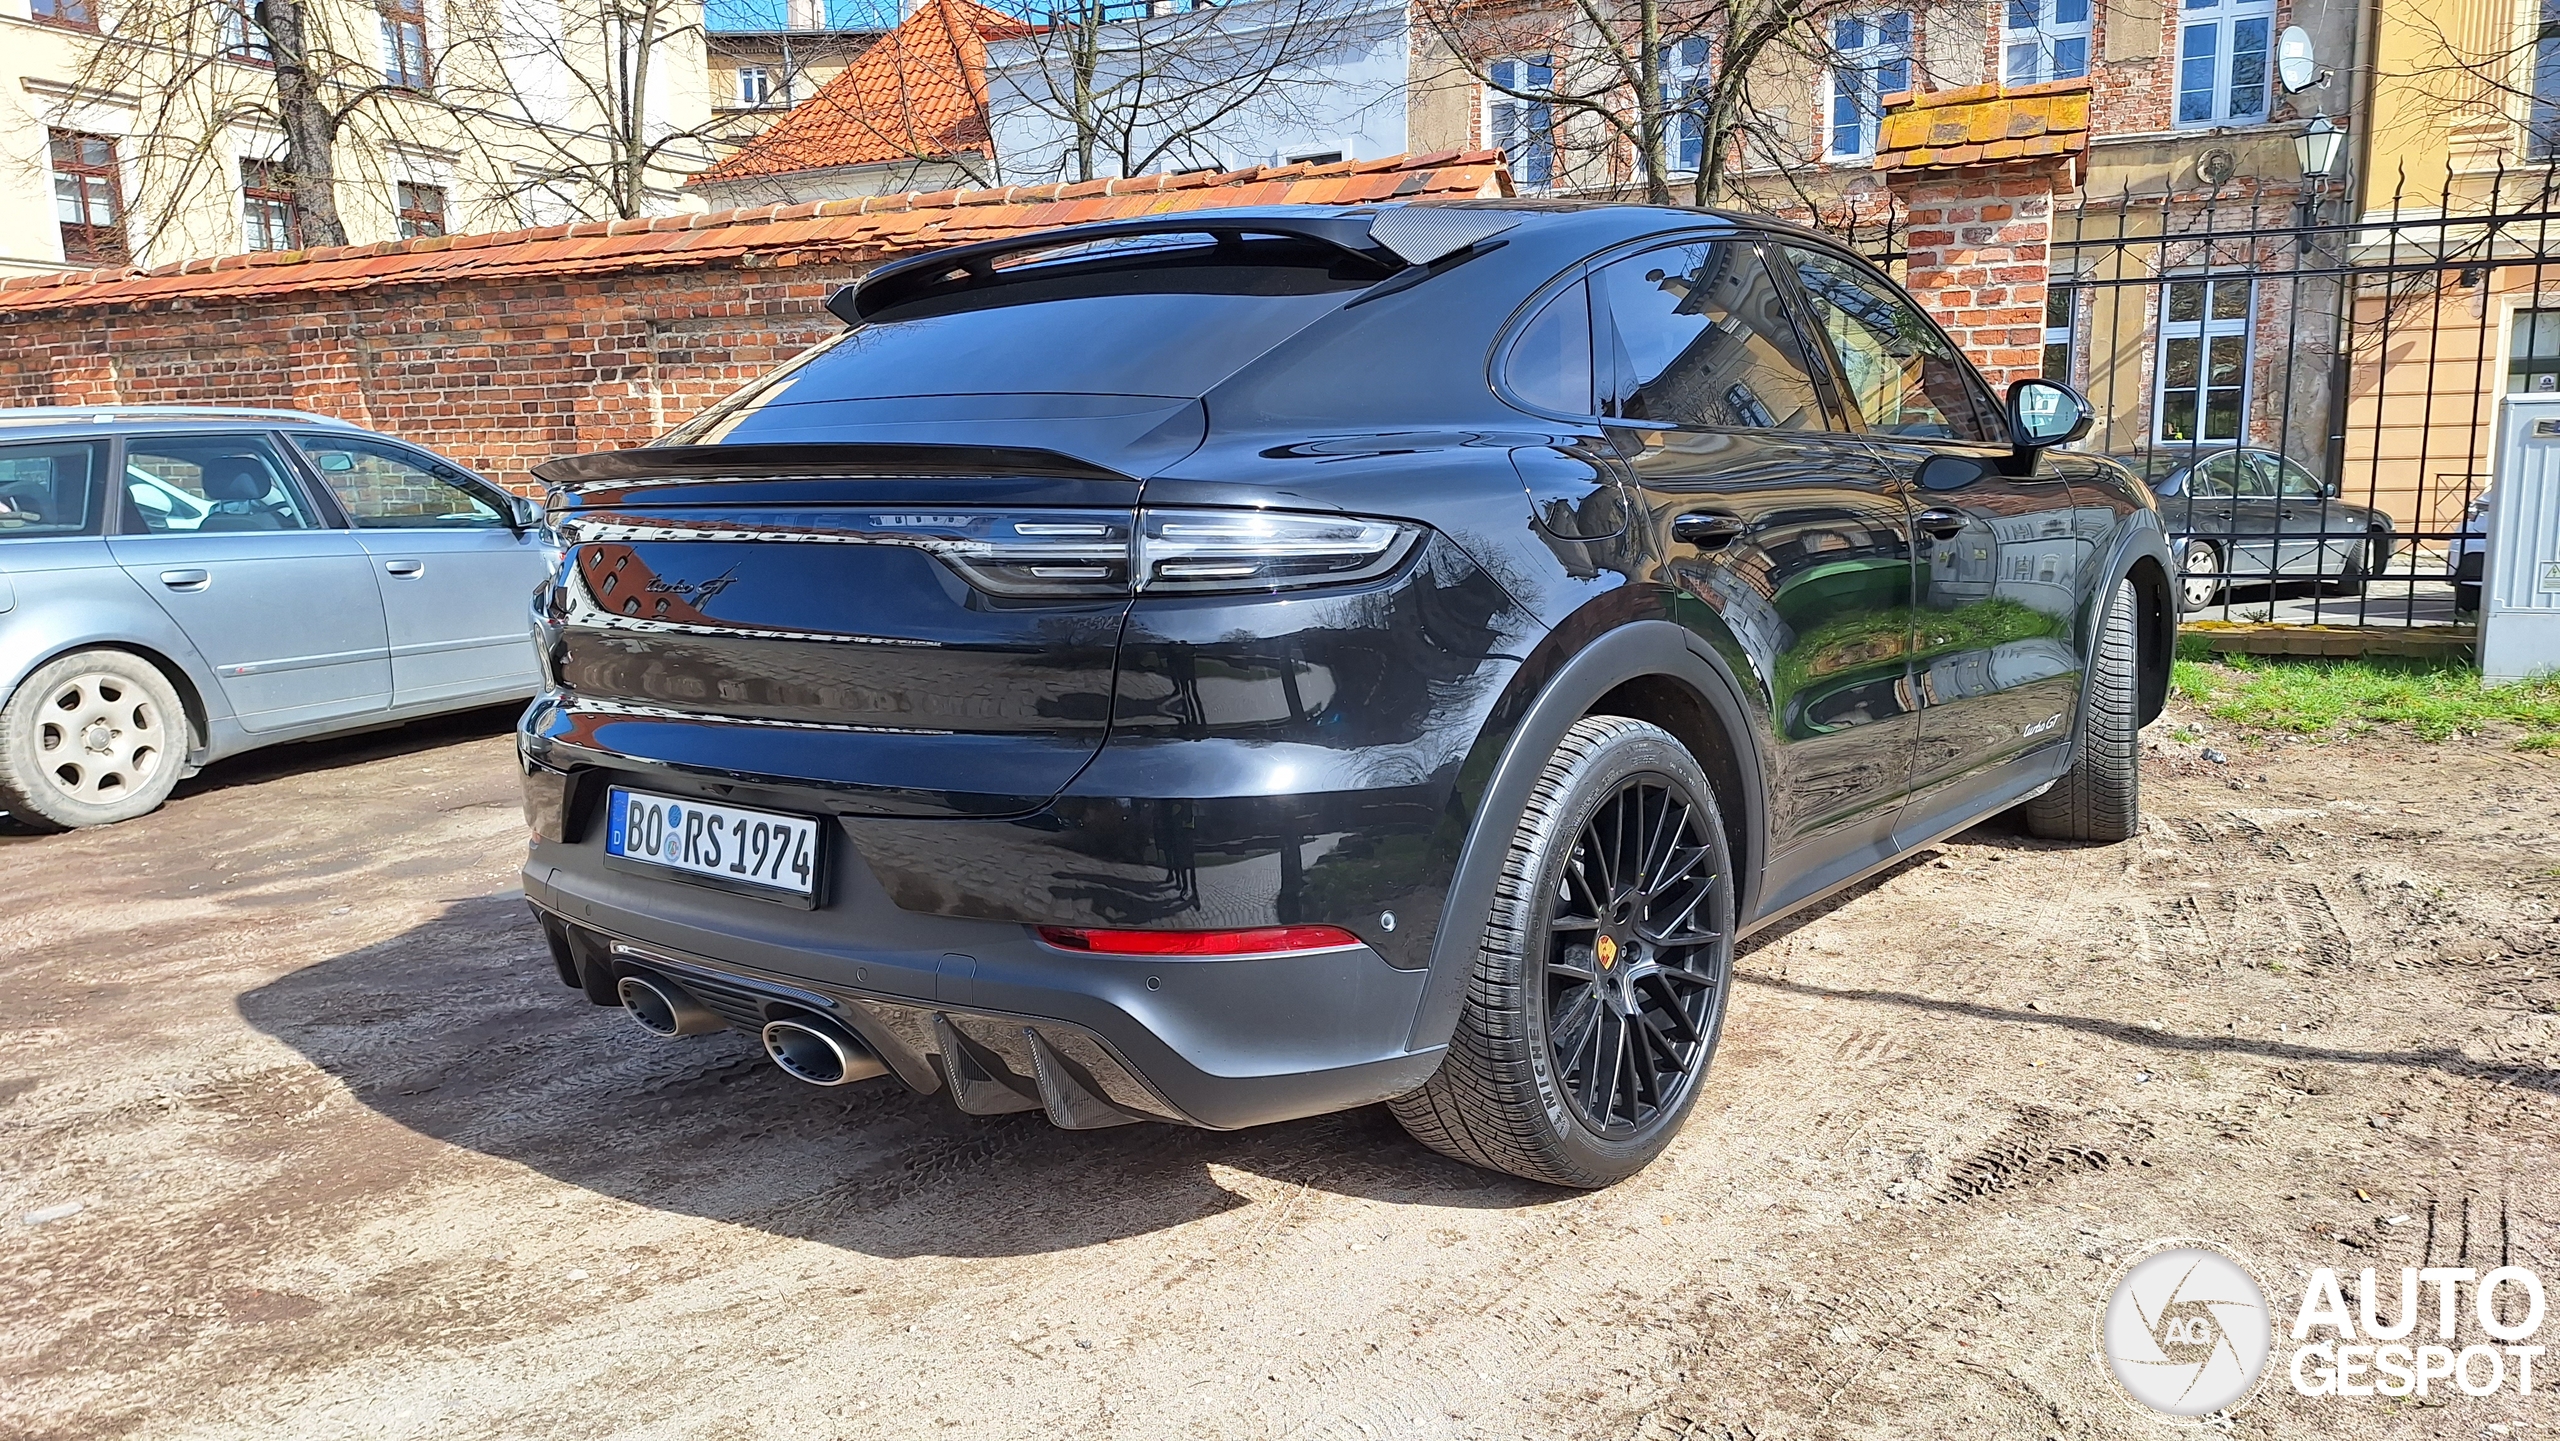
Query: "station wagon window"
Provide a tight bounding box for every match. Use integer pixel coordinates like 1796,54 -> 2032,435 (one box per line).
0,440 -> 107,537
1504,279 -> 1595,416
120,436 -> 321,534
1594,239 -> 1831,431
293,434 -> 505,527
1778,245 -> 2000,443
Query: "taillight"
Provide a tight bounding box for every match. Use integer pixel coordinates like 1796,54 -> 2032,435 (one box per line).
1135,510 -> 1418,593
1034,924 -> 1365,957
948,507 -> 1419,599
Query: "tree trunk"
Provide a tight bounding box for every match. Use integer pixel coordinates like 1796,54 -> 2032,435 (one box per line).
1637,0 -> 1670,204
256,0 -> 349,248
1071,3 -> 1102,183
619,0 -> 659,218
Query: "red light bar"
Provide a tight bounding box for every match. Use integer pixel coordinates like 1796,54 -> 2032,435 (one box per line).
1033,924 -> 1364,957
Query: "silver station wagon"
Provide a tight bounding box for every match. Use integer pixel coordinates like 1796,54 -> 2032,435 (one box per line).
0,407 -> 552,829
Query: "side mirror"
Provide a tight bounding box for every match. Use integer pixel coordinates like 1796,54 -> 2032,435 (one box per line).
2150,466 -> 2187,499
2323,478 -> 2341,499
507,495 -> 546,533
2008,378 -> 2092,450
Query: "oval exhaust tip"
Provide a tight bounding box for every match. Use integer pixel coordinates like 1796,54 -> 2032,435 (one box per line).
762,1015 -> 886,1087
617,973 -> 721,1038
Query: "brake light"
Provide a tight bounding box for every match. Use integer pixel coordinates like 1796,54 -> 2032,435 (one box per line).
1034,924 -> 1365,957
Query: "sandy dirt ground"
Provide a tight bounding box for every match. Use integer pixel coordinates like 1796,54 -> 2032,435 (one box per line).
3,703 -> 2556,1441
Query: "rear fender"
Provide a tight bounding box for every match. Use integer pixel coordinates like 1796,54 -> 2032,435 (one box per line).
1406,619 -> 1767,1054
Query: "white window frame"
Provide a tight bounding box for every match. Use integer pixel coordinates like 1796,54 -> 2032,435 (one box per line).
2042,280 -> 2078,383
738,65 -> 771,107
1486,56 -> 1556,192
2530,0 -> 2560,160
2001,0 -> 2090,86
1658,37 -> 1711,175
2154,274 -> 2255,444
2173,0 -> 2276,128
1826,13 -> 1911,161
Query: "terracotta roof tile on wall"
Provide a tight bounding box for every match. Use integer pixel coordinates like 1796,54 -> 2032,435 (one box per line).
689,0 -> 1024,185
0,153 -> 1515,317
1872,78 -> 2091,176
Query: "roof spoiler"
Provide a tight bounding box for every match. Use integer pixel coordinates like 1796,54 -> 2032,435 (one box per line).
831,207 -> 1520,324
532,442 -> 1132,490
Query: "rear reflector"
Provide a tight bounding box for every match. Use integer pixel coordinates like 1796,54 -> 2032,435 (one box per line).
1034,924 -> 1364,957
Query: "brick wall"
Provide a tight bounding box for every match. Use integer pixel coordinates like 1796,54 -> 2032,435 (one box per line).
0,152 -> 1510,496
1896,161 -> 2068,391
0,269 -> 853,495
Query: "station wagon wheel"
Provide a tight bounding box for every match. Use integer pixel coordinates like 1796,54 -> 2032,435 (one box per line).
1391,716 -> 1735,1188
0,650 -> 188,832
2178,539 -> 2220,613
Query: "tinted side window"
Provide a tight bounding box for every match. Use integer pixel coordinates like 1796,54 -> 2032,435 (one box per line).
122,435 -> 320,535
1780,246 -> 2000,443
1504,279 -> 1595,415
0,440 -> 107,538
293,435 -> 505,528
2185,453 -> 2239,498
1595,238 -> 1832,431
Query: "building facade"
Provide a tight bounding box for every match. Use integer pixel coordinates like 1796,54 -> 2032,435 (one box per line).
4,0 -> 717,278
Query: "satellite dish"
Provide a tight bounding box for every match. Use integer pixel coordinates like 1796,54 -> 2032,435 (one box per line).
2278,26 -> 2322,93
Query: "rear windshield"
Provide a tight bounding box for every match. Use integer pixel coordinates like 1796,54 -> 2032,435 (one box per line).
664,235 -> 1384,443
0,440 -> 107,538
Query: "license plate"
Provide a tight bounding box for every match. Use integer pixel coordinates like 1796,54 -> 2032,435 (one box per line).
604,788 -> 820,902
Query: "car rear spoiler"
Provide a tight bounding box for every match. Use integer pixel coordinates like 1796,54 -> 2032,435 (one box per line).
832,208 -> 1522,324
532,442 -> 1133,490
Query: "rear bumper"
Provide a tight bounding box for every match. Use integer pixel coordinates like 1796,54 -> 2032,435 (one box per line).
523,837 -> 1443,1131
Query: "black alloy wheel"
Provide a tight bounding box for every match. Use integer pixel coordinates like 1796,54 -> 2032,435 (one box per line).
1392,716 -> 1736,1188
1543,775 -> 1724,1137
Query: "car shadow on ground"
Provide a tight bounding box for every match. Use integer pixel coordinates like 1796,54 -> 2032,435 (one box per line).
236,889 -> 1562,1261
170,702 -> 528,800
0,703 -> 527,837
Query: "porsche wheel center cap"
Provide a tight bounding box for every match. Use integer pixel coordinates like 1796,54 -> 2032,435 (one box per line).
1596,935 -> 1618,970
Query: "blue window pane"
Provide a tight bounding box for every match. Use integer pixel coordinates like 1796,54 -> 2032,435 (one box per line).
2229,18 -> 2268,117
1832,80 -> 1862,153
2184,0 -> 2217,8
2057,0 -> 2088,21
2178,24 -> 2218,123
1532,60 -> 1553,87
1835,17 -> 1866,49
1880,12 -> 1910,44
1521,103 -> 1553,187
2535,29 -> 2560,158
2008,0 -> 2037,27
1680,36 -> 1706,67
1879,58 -> 1910,93
2055,35 -> 2089,77
1679,114 -> 1703,171
2006,41 -> 2038,84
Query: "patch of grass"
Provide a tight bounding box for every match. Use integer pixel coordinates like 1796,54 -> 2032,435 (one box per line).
2170,644 -> 2560,746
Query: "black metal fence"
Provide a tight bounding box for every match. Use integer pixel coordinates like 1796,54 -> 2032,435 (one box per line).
1809,166 -> 2560,631
2050,168 -> 2560,629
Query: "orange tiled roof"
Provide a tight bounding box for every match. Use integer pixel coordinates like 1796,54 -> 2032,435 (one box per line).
0,152 -> 1513,317
688,0 -> 1023,186
1872,78 -> 2091,174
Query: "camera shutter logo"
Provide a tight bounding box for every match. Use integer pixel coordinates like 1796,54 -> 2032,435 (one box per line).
2101,1244 -> 2273,1416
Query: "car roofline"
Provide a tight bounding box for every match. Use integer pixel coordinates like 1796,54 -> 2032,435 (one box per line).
0,405 -> 363,430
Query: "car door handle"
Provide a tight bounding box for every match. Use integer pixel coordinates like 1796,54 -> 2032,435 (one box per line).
383,560 -> 425,578
1671,512 -> 1747,548
1914,508 -> 1968,539
158,568 -> 210,591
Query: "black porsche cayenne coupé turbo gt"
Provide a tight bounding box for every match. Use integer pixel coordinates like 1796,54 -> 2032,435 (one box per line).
517,201 -> 2175,1187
